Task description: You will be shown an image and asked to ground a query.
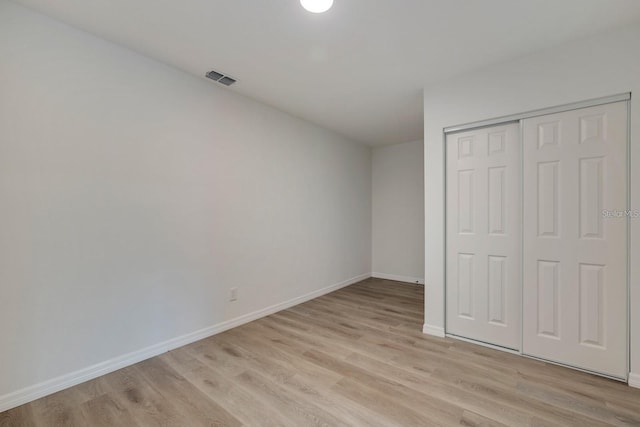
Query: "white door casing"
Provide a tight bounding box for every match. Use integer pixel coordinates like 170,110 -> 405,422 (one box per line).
446,123 -> 521,350
522,101 -> 628,379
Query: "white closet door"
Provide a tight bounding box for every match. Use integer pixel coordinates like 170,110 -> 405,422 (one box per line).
522,102 -> 628,379
446,123 -> 521,350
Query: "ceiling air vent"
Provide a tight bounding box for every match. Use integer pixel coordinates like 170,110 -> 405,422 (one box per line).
218,76 -> 236,86
206,69 -> 236,86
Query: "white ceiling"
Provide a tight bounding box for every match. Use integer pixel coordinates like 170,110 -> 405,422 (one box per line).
14,0 -> 640,146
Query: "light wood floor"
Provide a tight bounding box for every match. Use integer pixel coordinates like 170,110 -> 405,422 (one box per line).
2,278 -> 639,426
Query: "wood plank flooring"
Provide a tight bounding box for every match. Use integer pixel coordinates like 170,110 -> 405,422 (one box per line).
2,278 -> 639,426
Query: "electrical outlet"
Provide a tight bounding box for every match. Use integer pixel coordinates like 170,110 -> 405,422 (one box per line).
229,287 -> 238,302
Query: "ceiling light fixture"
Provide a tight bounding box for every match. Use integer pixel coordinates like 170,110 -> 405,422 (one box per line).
300,0 -> 333,13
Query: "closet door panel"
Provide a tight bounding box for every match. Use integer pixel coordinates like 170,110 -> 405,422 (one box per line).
446,123 -> 521,350
522,101 -> 627,379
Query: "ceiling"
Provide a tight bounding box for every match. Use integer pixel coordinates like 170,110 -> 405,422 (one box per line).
13,0 -> 640,146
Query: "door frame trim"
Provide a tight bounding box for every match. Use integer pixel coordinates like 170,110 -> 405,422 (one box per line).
443,93 -> 630,134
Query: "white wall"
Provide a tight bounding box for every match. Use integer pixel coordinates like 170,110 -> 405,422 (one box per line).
372,140 -> 424,283
423,23 -> 640,384
0,1 -> 372,409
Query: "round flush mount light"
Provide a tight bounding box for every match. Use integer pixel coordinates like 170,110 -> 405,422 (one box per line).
300,0 -> 333,13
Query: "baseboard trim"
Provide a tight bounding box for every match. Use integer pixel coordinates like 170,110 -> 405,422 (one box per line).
629,372 -> 640,388
164,272 -> 370,351
0,272 -> 370,413
372,272 -> 424,285
422,323 -> 445,337
0,343 -> 168,414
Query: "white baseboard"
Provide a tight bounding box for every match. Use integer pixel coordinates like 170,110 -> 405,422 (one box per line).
629,372 -> 640,388
164,272 -> 370,351
422,323 -> 445,337
0,342 -> 168,414
372,272 -> 424,285
0,272 -> 370,413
